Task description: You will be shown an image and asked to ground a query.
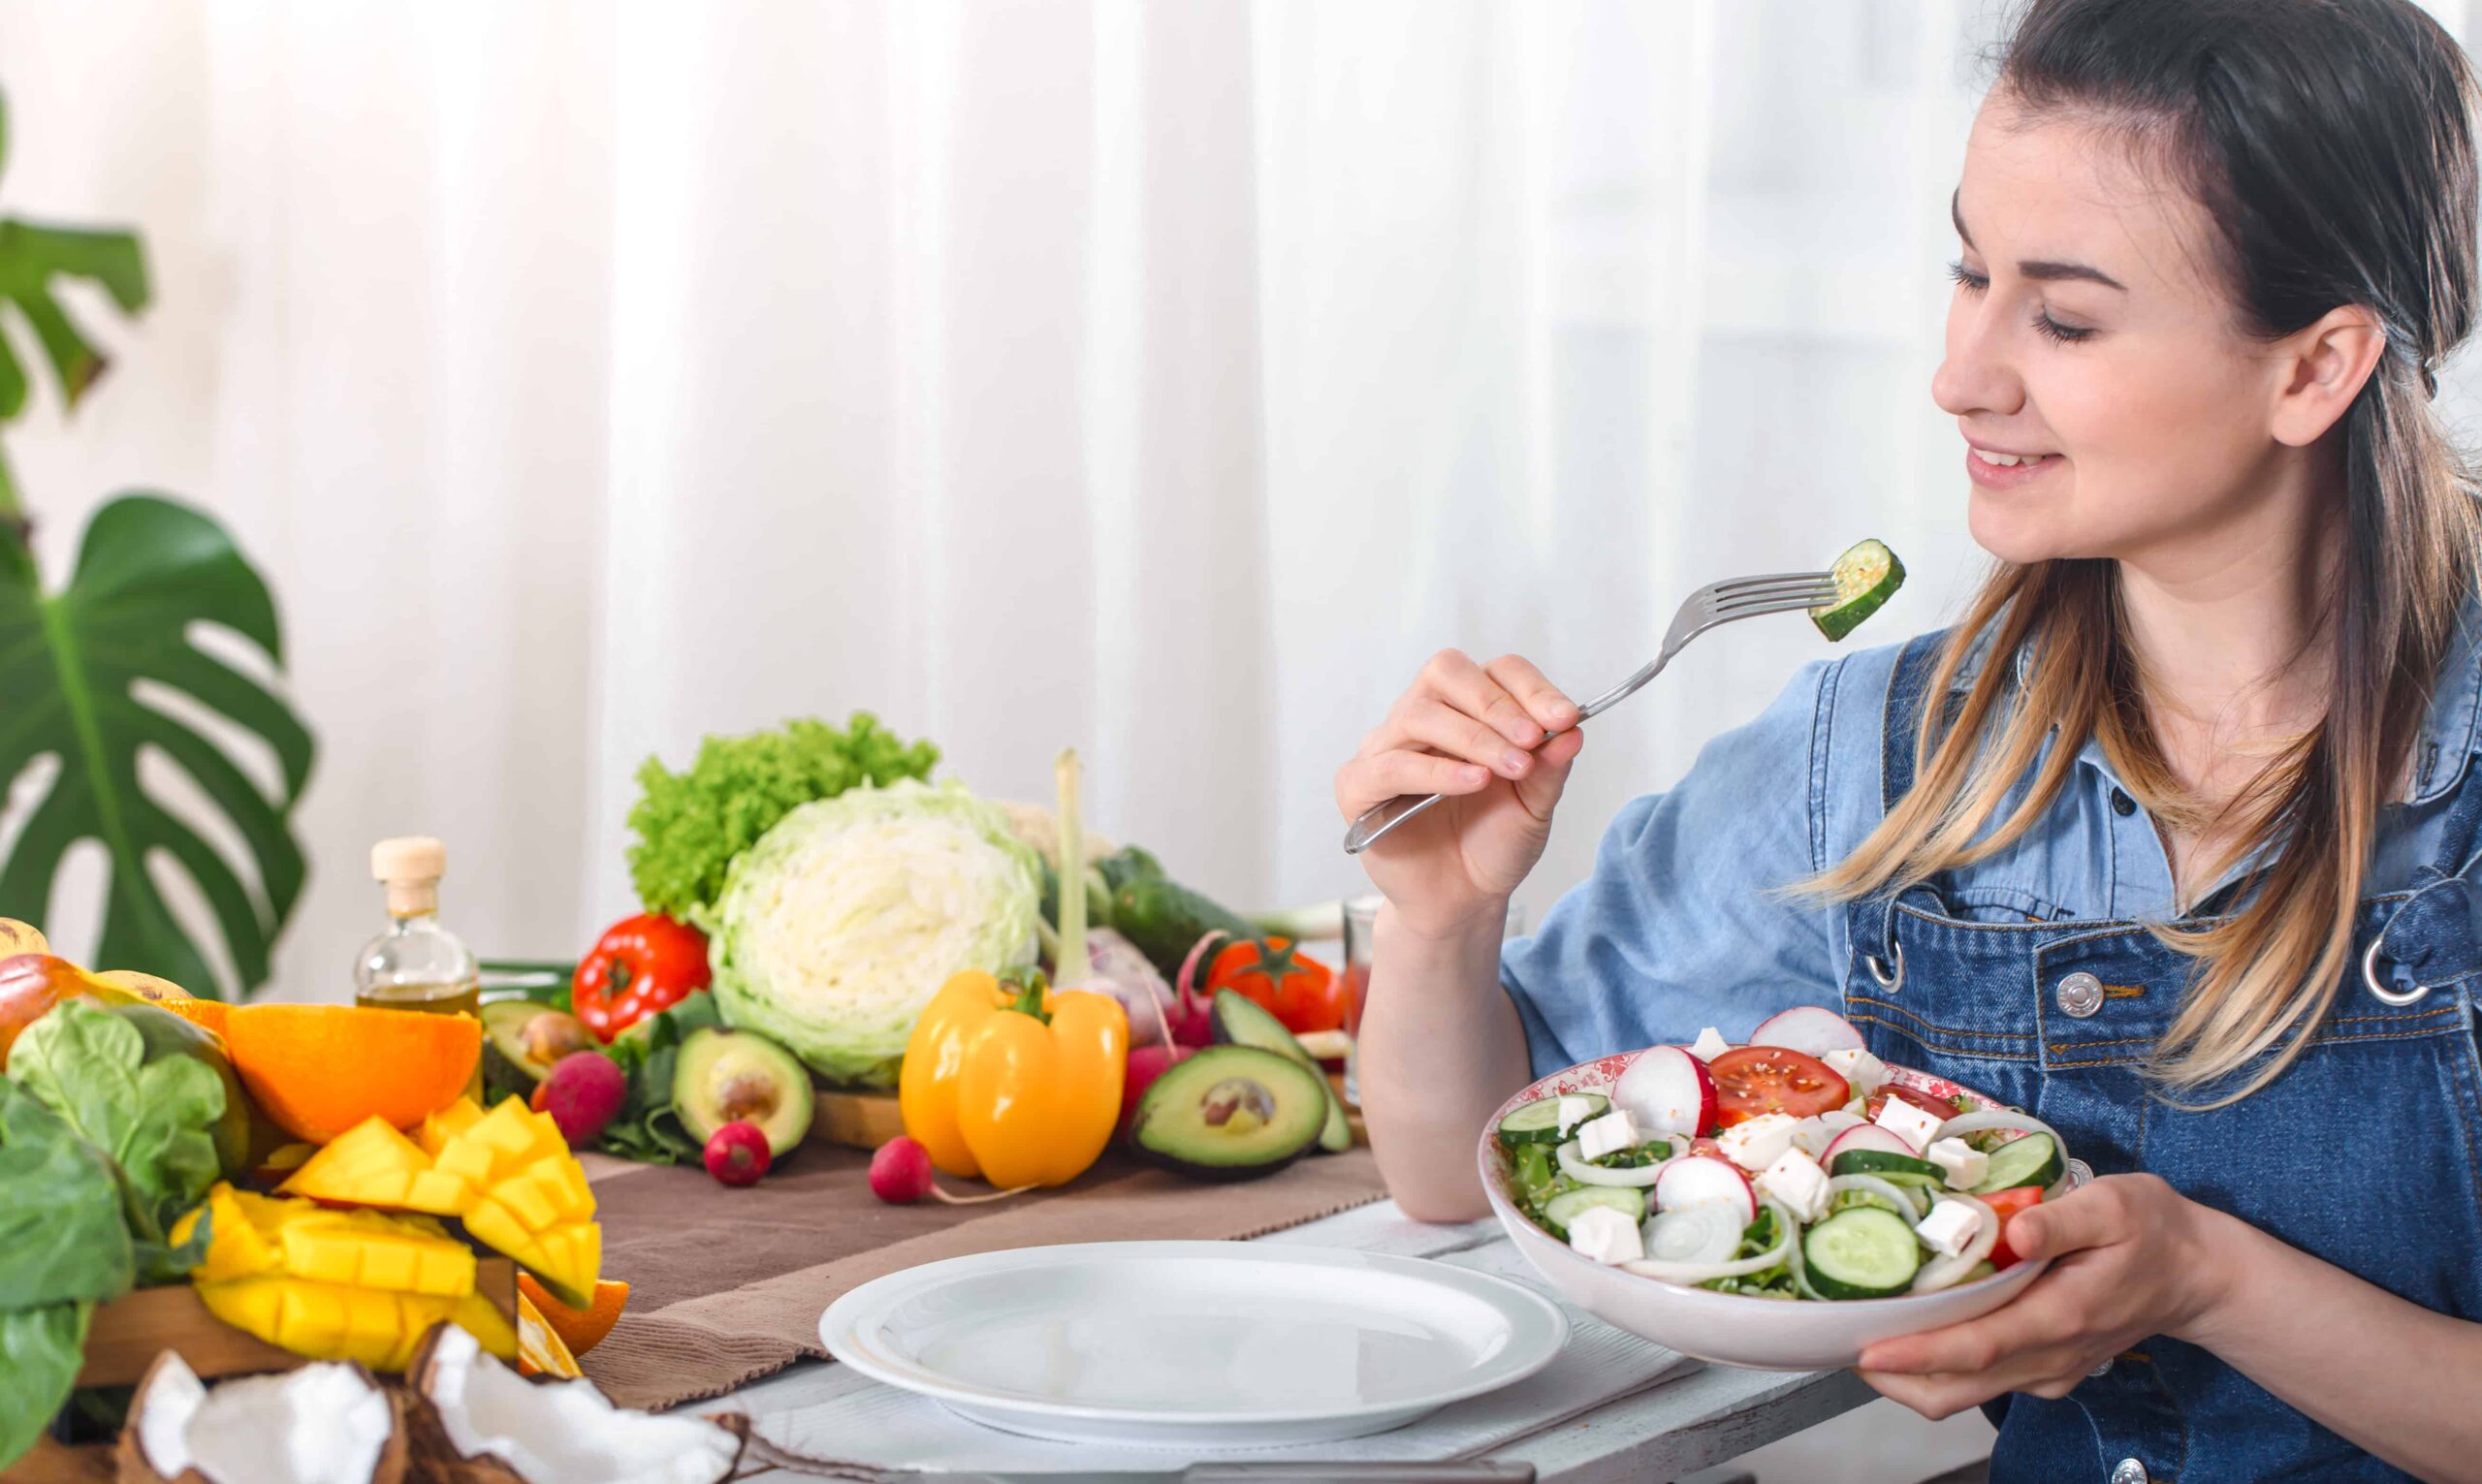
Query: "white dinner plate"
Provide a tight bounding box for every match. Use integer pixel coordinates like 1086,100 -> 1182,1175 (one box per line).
817,1240 -> 1569,1446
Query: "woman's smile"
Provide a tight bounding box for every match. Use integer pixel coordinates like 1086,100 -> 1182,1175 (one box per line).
1962,439 -> 2063,491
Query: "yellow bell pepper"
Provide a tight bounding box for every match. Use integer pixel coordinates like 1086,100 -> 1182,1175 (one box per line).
899,969 -> 1127,1188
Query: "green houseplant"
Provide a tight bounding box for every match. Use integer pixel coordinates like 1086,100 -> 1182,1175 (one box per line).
0,86 -> 315,999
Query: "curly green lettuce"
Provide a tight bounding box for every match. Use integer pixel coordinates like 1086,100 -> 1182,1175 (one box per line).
625,713 -> 941,920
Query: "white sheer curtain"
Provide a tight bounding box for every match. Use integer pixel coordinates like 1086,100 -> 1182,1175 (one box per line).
5,0 -> 2479,999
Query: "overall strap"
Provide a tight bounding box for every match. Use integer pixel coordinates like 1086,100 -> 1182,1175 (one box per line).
2368,740 -> 2482,1004
1859,632 -> 1954,976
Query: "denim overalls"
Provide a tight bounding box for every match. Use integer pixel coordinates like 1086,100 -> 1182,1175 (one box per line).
1845,634 -> 2482,1483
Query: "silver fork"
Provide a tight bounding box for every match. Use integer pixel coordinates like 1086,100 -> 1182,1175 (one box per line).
1341,568 -> 1841,855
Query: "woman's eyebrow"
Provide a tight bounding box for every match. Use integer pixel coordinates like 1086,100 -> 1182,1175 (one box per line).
1950,190 -> 2129,292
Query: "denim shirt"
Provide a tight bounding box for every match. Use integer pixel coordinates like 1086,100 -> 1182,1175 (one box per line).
1501,616 -> 2482,1083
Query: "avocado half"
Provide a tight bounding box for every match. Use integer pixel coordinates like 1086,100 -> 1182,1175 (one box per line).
1129,1045 -> 1330,1180
1208,990 -> 1351,1153
672,1026 -> 815,1155
477,1000 -> 594,1103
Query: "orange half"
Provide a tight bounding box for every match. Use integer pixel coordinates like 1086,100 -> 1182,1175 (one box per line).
517,1273 -> 629,1356
222,1003 -> 481,1144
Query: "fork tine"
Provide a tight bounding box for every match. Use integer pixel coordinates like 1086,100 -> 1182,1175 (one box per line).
1703,580 -> 1840,612
1710,587 -> 1839,620
1708,569 -> 1834,597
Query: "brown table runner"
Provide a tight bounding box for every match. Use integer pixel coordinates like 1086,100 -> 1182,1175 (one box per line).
579,1145 -> 1390,1410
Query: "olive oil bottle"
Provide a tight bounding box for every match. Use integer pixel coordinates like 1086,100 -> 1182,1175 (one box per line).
355,837 -> 483,1098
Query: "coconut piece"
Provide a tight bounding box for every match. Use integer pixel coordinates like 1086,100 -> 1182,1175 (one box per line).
407,1325 -> 743,1484
119,1352 -> 406,1484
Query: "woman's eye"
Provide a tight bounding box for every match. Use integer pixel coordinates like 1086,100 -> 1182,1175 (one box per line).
2032,311 -> 2094,344
1946,260 -> 1988,293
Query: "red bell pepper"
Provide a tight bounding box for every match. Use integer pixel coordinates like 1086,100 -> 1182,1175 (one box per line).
572,912 -> 712,1042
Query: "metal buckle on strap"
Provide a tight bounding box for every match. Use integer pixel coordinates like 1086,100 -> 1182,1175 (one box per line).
1864,939 -> 1905,993
2362,937 -> 2434,1007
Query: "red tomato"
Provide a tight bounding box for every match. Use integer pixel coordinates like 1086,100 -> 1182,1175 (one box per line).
1706,1046 -> 1851,1127
1983,1184 -> 2044,1269
572,913 -> 713,1042
1205,937 -> 1346,1034
1866,1084 -> 1962,1123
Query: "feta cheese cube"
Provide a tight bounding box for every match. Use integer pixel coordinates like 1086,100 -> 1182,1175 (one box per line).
1916,1198 -> 1984,1258
1872,1095 -> 1946,1153
1716,1112 -> 1800,1172
1577,1108 -> 1641,1163
1566,1204 -> 1645,1265
1554,1095 -> 1597,1137
1925,1137 -> 1989,1190
1757,1148 -> 1832,1222
1823,1046 -> 1890,1095
1688,1026 -> 1733,1062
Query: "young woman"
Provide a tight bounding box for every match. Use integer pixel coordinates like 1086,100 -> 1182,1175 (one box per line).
1338,1 -> 2482,1478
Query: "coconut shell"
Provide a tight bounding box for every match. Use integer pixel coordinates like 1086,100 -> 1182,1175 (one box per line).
115,1354 -> 406,1484
403,1323 -> 747,1484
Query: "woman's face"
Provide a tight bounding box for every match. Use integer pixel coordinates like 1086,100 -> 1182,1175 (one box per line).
1934,100 -> 2306,576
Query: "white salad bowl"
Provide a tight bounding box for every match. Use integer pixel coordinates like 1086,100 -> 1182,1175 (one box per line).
1480,1051 -> 2056,1372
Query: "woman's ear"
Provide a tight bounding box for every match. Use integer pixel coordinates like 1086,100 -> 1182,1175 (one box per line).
2271,305 -> 2388,447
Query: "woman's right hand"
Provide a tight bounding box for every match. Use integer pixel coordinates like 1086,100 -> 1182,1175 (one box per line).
1335,649 -> 1586,940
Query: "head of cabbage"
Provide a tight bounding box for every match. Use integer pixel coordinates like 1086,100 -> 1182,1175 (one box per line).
707,779 -> 1040,1088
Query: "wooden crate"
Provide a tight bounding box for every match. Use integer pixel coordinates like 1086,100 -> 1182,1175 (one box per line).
74,1258 -> 519,1388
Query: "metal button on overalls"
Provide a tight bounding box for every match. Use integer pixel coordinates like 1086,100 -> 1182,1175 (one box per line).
2055,970 -> 2104,1019
2111,1460 -> 2149,1484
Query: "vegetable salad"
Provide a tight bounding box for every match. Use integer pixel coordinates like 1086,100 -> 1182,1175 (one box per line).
1500,1007 -> 2070,1301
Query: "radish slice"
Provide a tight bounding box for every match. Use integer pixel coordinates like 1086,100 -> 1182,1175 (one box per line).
1645,1204 -> 1743,1266
1622,1197 -> 1794,1284
1652,1154 -> 1756,1223
1827,1172 -> 1927,1220
1555,1139 -> 1672,1188
1910,1193 -> 1999,1293
1747,1006 -> 1866,1058
1823,1124 -> 1918,1162
1613,1045 -> 1717,1137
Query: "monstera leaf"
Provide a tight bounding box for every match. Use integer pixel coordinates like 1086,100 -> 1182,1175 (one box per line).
0,496 -> 314,997
0,91 -> 148,426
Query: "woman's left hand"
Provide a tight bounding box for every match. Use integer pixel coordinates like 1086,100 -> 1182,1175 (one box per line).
1855,1173 -> 2238,1420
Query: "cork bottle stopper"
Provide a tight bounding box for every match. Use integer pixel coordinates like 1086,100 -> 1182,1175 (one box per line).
371,837 -> 447,917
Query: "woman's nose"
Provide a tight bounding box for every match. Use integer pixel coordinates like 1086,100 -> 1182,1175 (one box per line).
1931,296 -> 2024,419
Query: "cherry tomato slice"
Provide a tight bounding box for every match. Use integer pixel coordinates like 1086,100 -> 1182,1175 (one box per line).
1983,1184 -> 2044,1269
1866,1084 -> 1961,1123
1706,1046 -> 1851,1127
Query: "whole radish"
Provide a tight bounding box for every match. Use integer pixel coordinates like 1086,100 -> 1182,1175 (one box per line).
704,1121 -> 773,1186
869,1136 -> 1032,1206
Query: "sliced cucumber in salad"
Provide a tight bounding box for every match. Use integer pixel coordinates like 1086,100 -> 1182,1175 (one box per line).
1497,1092 -> 1607,1149
1505,1005 -> 2073,1302
1542,1184 -> 1647,1239
1970,1132 -> 2063,1194
1801,1207 -> 1922,1299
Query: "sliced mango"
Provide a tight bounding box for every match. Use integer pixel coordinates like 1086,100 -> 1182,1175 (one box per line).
276,1098 -> 601,1310
195,1274 -> 514,1372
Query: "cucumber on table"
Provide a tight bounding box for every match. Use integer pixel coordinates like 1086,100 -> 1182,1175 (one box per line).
1802,1207 -> 1922,1299
1811,539 -> 1906,643
1110,860 -> 1268,976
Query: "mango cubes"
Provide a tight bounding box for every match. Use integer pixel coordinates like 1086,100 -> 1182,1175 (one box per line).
173,1184 -> 516,1372
282,1095 -> 601,1309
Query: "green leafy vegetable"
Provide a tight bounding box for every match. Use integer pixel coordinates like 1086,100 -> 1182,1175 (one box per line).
0,1082 -> 135,1470
593,992 -> 723,1164
625,712 -> 940,920
0,495 -> 316,998
1702,1205 -> 1796,1298
9,999 -> 222,1261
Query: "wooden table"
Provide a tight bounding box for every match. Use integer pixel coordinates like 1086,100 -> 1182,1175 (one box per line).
717,1197 -> 1874,1483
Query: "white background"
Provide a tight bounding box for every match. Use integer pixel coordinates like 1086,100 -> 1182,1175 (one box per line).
3,0 -> 2478,1003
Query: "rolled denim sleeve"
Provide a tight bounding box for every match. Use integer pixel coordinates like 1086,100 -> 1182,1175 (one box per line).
1500,659 -> 1844,1081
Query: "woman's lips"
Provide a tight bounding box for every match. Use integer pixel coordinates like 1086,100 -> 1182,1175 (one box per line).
1963,446 -> 2061,490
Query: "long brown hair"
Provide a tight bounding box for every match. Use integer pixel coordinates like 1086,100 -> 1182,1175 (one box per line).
1818,0 -> 2482,1104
